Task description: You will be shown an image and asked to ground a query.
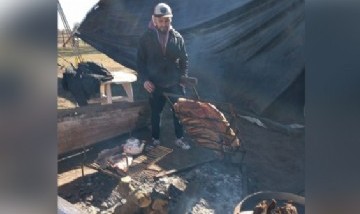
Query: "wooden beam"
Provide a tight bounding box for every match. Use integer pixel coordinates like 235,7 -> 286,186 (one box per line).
58,101 -> 150,155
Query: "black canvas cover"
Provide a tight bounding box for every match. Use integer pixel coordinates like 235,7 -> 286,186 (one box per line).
77,0 -> 304,114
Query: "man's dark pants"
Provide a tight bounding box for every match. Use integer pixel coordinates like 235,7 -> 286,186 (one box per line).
149,84 -> 185,140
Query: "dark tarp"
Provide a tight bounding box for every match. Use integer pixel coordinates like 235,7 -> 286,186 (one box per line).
77,0 -> 304,114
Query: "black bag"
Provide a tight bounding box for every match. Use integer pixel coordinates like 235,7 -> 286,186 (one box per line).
76,61 -> 113,82
61,62 -> 114,106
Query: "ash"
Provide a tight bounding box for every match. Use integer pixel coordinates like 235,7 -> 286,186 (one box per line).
59,160 -> 244,214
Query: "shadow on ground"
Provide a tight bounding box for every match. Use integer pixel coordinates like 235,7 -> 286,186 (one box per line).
58,172 -> 119,209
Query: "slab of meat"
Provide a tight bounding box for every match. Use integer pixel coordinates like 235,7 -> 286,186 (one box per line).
108,154 -> 133,173
275,203 -> 298,214
173,98 -> 240,152
253,200 -> 299,214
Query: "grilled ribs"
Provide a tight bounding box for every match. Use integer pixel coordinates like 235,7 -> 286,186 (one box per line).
173,98 -> 240,152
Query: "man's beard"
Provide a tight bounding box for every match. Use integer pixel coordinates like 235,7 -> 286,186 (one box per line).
157,26 -> 169,33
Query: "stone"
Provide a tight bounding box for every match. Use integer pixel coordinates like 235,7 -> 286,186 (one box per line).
129,189 -> 152,208
151,199 -> 168,214
171,177 -> 187,190
114,200 -> 141,214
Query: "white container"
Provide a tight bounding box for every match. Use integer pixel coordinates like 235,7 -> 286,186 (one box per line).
126,137 -> 140,146
123,137 -> 145,155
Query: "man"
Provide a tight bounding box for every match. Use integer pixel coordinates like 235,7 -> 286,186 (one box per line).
137,3 -> 190,150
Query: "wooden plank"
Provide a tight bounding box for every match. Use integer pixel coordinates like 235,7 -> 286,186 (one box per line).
58,100 -> 148,119
58,100 -> 150,155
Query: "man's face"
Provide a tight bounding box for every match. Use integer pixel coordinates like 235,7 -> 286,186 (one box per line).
154,16 -> 172,33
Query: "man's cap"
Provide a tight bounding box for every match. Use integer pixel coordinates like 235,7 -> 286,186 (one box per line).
153,3 -> 173,18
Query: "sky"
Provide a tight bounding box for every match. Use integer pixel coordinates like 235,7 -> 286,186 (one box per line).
57,0 -> 99,30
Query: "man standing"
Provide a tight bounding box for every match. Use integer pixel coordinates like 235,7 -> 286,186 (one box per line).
137,3 -> 190,150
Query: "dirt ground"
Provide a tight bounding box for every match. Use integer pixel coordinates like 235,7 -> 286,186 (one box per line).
57,46 -> 304,213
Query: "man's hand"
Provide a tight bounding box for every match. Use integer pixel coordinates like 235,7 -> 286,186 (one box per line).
144,80 -> 155,93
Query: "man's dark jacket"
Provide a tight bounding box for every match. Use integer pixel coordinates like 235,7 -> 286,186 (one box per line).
136,28 -> 188,88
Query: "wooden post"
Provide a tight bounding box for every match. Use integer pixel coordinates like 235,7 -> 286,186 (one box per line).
62,30 -> 66,47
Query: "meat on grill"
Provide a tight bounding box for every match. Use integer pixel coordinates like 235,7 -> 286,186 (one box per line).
275,203 -> 298,214
253,200 -> 298,214
173,98 -> 240,152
